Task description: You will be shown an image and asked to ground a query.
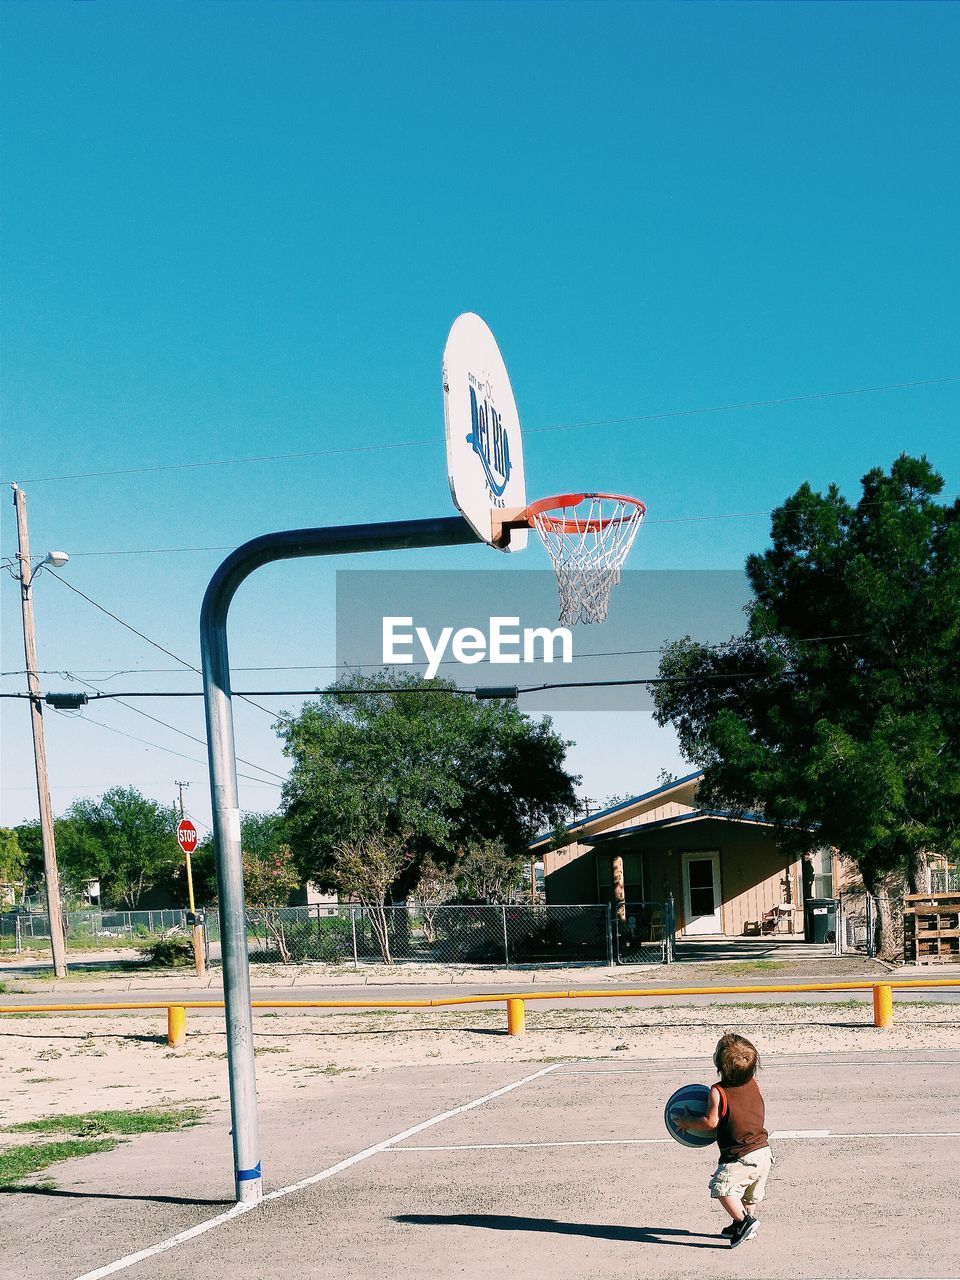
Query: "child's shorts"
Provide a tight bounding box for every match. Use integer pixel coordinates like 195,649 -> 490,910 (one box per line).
709,1146 -> 773,1204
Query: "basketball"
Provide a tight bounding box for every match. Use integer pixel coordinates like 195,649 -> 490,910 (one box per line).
664,1083 -> 716,1148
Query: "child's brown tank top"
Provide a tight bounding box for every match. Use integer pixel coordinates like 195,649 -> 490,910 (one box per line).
714,1078 -> 769,1162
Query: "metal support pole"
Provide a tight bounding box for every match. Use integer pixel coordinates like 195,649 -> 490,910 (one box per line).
502,905 -> 510,965
351,907 -> 359,969
665,896 -> 676,964
200,515 -> 478,1203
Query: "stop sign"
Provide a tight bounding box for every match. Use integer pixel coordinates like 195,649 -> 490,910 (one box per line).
177,819 -> 198,854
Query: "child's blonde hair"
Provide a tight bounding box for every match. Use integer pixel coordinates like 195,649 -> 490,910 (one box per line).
713,1032 -> 760,1086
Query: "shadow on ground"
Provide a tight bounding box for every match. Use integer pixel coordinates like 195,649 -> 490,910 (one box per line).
0,1186 -> 230,1206
395,1213 -> 727,1249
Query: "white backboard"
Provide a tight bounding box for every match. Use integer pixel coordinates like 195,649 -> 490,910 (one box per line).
443,313 -> 527,550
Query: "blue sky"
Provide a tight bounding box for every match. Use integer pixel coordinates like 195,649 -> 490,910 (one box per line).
2,1 -> 958,831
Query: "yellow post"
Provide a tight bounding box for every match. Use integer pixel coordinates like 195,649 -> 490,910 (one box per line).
873,983 -> 893,1028
183,849 -> 206,977
168,1004 -> 187,1047
507,997 -> 526,1036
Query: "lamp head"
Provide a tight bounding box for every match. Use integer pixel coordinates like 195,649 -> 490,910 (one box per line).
44,551 -> 70,569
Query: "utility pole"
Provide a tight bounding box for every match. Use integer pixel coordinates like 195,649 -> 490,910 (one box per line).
176,780 -> 205,976
11,484 -> 68,978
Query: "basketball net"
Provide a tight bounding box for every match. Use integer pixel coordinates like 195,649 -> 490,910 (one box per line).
528,493 -> 646,625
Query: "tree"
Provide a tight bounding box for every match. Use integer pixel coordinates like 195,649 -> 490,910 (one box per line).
56,788 -> 178,909
242,833 -> 300,963
414,855 -> 458,943
279,672 -> 578,896
332,832 -> 414,964
0,828 -> 27,903
13,821 -> 45,901
652,455 -> 960,958
455,841 -> 528,904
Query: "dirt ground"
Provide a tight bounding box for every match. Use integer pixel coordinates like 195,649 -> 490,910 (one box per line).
3,1000 -> 960,1130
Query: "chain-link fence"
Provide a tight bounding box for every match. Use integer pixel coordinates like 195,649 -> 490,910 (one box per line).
837,894 -> 905,959
3,901 -> 678,967
614,900 -> 675,964
205,902 -> 629,966
0,908 -> 192,954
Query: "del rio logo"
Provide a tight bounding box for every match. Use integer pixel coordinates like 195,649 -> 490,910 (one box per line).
466,372 -> 512,500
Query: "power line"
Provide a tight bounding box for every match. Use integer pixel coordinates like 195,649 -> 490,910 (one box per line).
6,374 -> 956,486
3,670 -> 783,702
49,708 -> 283,788
44,570 -> 290,725
35,494 -> 960,559
62,673 -> 287,783
0,635 -> 870,683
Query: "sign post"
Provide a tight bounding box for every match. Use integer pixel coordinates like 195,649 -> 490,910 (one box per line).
176,819 -> 205,976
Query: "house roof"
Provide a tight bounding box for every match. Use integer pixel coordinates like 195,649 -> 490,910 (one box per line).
583,809 -> 777,843
528,770 -> 704,852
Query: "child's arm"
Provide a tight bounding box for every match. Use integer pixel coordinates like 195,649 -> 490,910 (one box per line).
677,1086 -> 722,1133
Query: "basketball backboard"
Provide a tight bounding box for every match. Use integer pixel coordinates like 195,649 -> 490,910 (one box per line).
443,313 -> 527,551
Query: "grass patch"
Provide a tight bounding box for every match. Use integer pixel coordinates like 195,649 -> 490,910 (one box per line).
2,1106 -> 204,1137
723,960 -> 787,975
0,1139 -> 118,1189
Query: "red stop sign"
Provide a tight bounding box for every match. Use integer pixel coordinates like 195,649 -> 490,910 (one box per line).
177,819 -> 198,854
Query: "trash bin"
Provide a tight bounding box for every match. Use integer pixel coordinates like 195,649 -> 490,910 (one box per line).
804,898 -> 837,944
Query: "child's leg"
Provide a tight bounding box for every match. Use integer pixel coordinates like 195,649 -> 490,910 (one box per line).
717,1195 -> 746,1222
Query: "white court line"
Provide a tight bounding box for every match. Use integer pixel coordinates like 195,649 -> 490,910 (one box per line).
72,1063 -> 561,1280
389,1127 -> 960,1152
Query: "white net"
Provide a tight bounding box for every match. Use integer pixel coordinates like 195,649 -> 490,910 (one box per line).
530,493 -> 645,625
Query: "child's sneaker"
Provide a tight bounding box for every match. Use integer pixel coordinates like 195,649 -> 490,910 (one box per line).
720,1222 -> 738,1238
729,1215 -> 759,1247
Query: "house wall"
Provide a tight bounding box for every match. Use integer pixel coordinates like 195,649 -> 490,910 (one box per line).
548,821 -> 803,937
542,797 -> 697,895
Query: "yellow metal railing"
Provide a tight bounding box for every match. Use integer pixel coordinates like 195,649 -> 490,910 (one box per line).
2,978 -> 959,1045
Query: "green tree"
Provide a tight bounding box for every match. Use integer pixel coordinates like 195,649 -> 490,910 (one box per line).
13,821 -> 45,900
652,455 -> 960,957
333,833 -> 414,963
186,812 -> 291,908
0,828 -> 27,902
57,788 -> 178,909
279,671 -> 578,896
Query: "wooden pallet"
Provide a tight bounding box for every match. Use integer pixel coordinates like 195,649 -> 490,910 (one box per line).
903,892 -> 960,964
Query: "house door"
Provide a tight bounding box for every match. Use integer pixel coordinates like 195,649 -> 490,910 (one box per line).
682,852 -> 722,935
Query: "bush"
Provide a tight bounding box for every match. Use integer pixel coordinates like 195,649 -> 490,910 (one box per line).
143,937 -> 194,967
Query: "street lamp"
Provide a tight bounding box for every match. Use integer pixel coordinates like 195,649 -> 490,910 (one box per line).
5,483 -> 70,977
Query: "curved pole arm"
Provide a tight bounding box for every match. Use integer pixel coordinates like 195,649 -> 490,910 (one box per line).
199,515 -> 479,1203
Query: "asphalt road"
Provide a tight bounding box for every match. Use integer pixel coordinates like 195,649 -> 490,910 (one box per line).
5,1051 -> 960,1280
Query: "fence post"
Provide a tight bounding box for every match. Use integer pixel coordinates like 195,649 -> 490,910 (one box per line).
351,907 -> 359,969
835,897 -> 843,957
15,914 -> 23,954
866,895 -> 876,958
665,897 -> 676,964
502,905 -> 510,966
605,904 -> 614,967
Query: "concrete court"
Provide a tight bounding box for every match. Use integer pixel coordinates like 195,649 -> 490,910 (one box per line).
5,1051 -> 960,1280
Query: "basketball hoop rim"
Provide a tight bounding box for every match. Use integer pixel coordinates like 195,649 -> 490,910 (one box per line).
524,492 -> 647,534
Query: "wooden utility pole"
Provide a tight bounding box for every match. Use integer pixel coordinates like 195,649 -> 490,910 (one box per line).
12,484 -> 68,977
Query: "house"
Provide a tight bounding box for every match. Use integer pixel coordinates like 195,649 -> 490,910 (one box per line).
530,772 -> 838,940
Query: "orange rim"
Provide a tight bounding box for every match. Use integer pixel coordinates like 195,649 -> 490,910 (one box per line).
523,492 -> 646,534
